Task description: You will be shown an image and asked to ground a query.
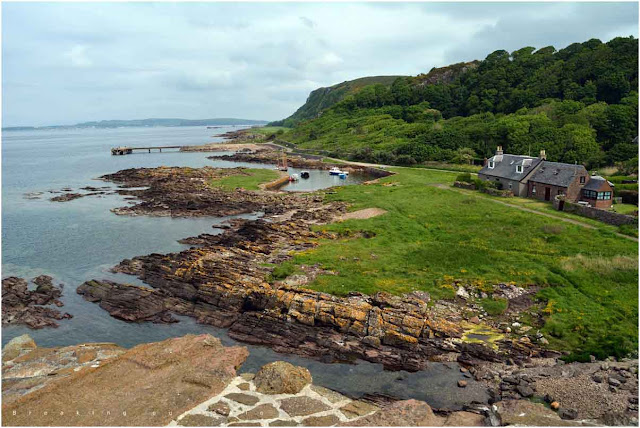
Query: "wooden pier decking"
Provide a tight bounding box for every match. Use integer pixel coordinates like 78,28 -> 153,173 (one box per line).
111,146 -> 183,155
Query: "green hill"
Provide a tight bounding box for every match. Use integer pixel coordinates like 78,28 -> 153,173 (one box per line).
270,76 -> 403,127
283,37 -> 638,169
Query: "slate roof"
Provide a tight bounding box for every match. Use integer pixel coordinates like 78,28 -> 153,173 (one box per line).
528,161 -> 587,187
582,175 -> 614,191
478,154 -> 542,182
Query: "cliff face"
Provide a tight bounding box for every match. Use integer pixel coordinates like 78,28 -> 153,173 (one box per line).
273,76 -> 403,127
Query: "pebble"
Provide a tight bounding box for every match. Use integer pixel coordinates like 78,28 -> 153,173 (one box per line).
558,408 -> 578,420
458,380 -> 467,388
550,401 -> 560,410
592,374 -> 603,383
608,377 -> 621,387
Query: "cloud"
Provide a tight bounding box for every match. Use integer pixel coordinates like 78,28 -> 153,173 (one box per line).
64,45 -> 92,67
2,2 -> 638,127
300,16 -> 315,29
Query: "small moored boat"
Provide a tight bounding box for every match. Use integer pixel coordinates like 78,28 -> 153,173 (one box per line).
289,174 -> 299,181
301,171 -> 310,179
338,172 -> 348,179
329,167 -> 341,175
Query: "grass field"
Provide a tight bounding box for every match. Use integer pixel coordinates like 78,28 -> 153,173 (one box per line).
612,203 -> 639,215
278,167 -> 638,360
208,168 -> 281,191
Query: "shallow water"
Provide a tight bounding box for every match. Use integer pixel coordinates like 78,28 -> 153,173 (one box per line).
1,126 -> 484,409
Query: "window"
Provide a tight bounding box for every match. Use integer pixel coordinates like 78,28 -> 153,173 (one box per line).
597,192 -> 604,200
516,165 -> 523,173
582,189 -> 597,199
488,161 -> 495,169
508,183 -> 512,189
532,185 -> 536,195
604,191 -> 611,200
579,176 -> 586,184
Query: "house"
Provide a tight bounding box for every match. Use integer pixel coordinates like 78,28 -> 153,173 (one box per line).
478,146 -> 614,209
579,175 -> 615,209
527,162 -> 589,202
477,146 -> 543,196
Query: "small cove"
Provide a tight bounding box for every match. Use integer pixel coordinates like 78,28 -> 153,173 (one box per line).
1,126 -> 482,409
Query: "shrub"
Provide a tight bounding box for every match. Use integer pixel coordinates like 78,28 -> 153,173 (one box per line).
456,173 -> 473,183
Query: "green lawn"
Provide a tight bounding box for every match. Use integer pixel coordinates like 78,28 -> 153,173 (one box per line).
278,167 -> 638,360
612,203 -> 638,215
208,168 -> 281,191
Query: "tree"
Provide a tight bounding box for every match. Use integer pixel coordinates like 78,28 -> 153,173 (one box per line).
452,147 -> 477,165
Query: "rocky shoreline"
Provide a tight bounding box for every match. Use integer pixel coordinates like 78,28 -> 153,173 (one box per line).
2,276 -> 73,329
3,334 -> 636,426
16,155 -> 637,425
76,164 -> 544,371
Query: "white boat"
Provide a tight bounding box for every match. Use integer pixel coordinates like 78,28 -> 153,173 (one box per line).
289,173 -> 299,181
329,167 -> 341,175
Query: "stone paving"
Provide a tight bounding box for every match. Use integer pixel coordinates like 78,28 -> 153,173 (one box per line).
171,375 -> 378,427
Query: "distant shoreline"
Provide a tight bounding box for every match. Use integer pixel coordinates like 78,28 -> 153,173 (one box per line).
2,118 -> 268,132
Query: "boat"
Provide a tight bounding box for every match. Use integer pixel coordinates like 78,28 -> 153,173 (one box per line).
329,167 -> 341,175
338,172 -> 348,179
289,173 -> 299,181
300,171 -> 310,179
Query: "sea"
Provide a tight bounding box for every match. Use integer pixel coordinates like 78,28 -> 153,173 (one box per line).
1,125 -> 484,408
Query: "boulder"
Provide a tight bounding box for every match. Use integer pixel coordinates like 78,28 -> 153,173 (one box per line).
254,361 -> 312,395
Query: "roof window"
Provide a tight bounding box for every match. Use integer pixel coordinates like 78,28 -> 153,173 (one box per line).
516,165 -> 523,173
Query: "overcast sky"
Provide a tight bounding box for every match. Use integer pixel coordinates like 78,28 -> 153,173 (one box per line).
2,2 -> 638,127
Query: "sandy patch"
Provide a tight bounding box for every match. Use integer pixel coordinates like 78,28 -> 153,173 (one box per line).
336,208 -> 387,221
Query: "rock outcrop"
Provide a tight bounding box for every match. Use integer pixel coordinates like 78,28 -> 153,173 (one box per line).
2,276 -> 72,328
2,334 -> 248,426
2,335 -> 126,405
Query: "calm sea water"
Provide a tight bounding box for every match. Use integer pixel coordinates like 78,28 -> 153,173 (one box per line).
1,126 -> 483,408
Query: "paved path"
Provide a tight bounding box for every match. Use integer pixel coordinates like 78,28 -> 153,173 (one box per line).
434,184 -> 638,242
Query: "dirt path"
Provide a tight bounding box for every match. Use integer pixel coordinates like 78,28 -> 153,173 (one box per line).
434,184 -> 638,242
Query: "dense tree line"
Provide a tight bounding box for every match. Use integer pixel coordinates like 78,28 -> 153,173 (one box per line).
288,37 -> 638,170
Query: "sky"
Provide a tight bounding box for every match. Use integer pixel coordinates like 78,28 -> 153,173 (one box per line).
2,2 -> 638,127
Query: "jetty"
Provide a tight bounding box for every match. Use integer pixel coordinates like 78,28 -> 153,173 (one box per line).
111,146 -> 182,155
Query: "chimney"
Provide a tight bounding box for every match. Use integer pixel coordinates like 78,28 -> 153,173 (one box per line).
539,149 -> 546,160
496,146 -> 503,156
483,158 -> 488,167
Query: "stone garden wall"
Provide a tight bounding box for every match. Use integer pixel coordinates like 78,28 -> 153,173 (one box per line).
553,196 -> 638,226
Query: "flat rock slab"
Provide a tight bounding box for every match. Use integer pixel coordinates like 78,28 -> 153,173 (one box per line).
177,414 -> 225,427
339,400 -> 379,419
302,414 -> 341,426
279,396 -> 331,417
340,399 -> 445,426
238,403 -> 280,420
2,334 -> 248,426
226,392 -> 260,406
